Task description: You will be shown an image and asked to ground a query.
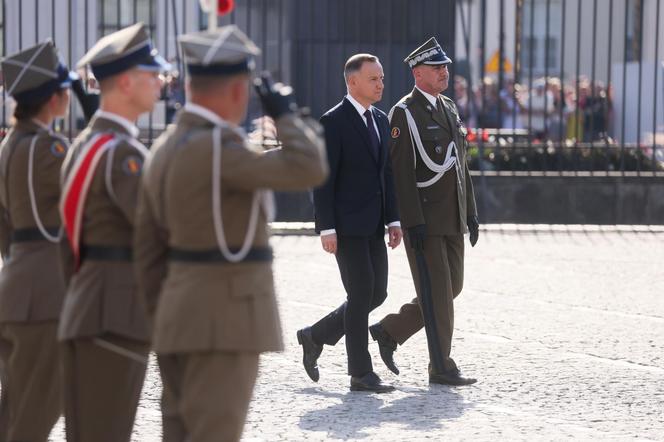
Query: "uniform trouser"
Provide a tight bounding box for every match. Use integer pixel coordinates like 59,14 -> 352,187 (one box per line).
62,334 -> 148,442
380,234 -> 464,374
0,336 -> 10,442
309,227 -> 389,376
157,351 -> 259,442
0,322 -> 61,442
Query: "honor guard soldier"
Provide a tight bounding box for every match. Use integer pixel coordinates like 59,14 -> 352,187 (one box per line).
134,26 -> 328,442
369,37 -> 480,386
58,23 -> 169,442
0,40 -> 76,442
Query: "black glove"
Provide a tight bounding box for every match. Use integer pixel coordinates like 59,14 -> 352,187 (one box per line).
71,78 -> 99,123
467,215 -> 479,247
407,224 -> 427,252
253,72 -> 297,119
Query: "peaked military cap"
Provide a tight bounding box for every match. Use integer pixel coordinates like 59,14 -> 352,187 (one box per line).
77,22 -> 170,81
1,40 -> 77,103
404,37 -> 452,69
178,25 -> 260,76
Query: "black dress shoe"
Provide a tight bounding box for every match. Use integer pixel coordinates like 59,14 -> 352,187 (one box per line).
350,372 -> 395,393
296,327 -> 323,382
429,371 -> 477,386
369,323 -> 399,375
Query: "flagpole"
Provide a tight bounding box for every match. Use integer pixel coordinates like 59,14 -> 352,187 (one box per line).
208,7 -> 217,31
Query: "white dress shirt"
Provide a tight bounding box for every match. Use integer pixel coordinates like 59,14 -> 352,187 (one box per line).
94,110 -> 140,138
183,102 -> 225,126
320,94 -> 400,237
345,94 -> 381,141
415,86 -> 440,108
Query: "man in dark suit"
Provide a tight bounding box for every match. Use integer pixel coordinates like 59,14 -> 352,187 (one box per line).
297,54 -> 402,393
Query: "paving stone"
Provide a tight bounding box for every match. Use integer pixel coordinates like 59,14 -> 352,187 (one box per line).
39,230 -> 664,441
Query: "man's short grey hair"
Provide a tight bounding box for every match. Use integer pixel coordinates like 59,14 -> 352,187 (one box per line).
344,53 -> 379,83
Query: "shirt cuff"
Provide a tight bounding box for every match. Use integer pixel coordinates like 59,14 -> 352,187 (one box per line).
320,229 -> 336,236
386,222 -> 401,228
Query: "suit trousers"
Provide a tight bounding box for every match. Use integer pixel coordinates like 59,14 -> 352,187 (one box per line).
62,334 -> 148,442
380,234 -> 464,374
310,226 -> 388,376
157,351 -> 259,442
0,322 -> 61,442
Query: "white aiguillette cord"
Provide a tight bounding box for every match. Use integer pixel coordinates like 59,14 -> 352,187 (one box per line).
93,338 -> 148,365
402,106 -> 464,193
28,133 -> 64,243
212,125 -> 262,263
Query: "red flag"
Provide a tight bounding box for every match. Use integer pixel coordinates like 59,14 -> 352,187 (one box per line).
60,133 -> 115,270
218,0 -> 234,15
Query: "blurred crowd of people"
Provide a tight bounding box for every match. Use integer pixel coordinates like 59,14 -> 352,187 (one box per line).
454,74 -> 613,143
0,70 -> 617,145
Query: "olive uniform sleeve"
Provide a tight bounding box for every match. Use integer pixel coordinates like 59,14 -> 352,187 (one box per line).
449,99 -> 478,219
0,205 -> 10,260
108,141 -> 146,225
134,180 -> 168,322
389,106 -> 426,228
220,114 -> 328,191
58,142 -> 76,286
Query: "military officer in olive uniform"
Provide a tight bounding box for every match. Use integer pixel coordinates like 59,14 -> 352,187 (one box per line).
369,37 -> 480,386
134,26 -> 328,442
0,40 -> 76,441
58,23 -> 169,442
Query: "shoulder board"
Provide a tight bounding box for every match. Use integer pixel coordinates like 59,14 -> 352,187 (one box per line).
388,103 -> 408,122
115,134 -> 149,158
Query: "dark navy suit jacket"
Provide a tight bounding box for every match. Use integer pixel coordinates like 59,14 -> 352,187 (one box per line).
313,97 -> 399,236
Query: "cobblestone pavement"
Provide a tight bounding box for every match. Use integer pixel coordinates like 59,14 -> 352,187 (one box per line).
44,229 -> 664,440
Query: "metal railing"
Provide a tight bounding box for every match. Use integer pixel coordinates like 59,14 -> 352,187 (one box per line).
0,0 -> 662,176
459,0 -> 663,175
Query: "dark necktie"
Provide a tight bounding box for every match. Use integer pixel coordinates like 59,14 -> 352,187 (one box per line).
364,109 -> 380,160
436,97 -> 444,113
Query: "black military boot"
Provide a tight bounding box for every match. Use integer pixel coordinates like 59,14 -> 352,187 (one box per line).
369,323 -> 399,375
296,327 -> 323,382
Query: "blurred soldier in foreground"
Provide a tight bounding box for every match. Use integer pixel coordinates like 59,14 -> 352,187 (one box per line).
0,40 -> 76,442
134,26 -> 327,441
58,23 -> 169,441
370,37 -> 479,386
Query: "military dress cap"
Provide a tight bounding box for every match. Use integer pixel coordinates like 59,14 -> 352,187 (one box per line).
1,39 -> 77,103
404,37 -> 452,69
77,22 -> 170,81
178,25 -> 260,76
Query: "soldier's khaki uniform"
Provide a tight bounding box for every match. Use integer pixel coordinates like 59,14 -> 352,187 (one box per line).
137,106 -> 327,442
58,23 -> 169,442
379,86 -> 477,374
59,113 -> 150,442
0,120 -> 68,441
135,26 -> 328,442
0,40 -> 76,441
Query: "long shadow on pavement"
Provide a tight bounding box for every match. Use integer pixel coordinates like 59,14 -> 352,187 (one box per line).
296,385 -> 473,439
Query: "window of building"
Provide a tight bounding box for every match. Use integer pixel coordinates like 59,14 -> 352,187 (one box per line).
545,37 -> 558,71
0,4 -> 4,58
98,0 -> 156,37
521,36 -> 538,70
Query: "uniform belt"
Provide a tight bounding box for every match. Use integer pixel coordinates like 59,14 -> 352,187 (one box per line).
168,246 -> 273,263
80,245 -> 133,262
10,227 -> 60,243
